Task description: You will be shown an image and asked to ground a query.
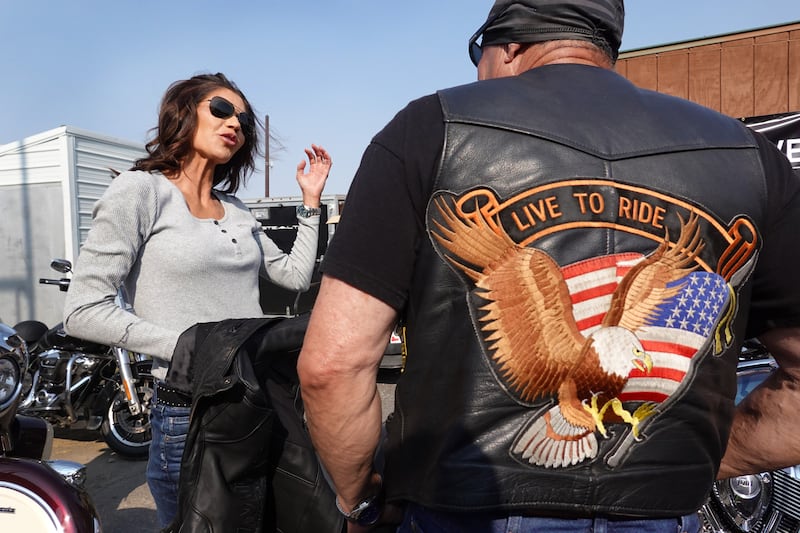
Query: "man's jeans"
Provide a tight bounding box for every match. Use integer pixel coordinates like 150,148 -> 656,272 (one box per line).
397,503 -> 701,533
146,388 -> 191,528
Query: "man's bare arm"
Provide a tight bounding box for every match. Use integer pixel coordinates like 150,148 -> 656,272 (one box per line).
297,275 -> 397,514
717,327 -> 800,479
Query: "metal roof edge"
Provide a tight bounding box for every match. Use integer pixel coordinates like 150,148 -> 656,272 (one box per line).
0,125 -> 143,157
619,20 -> 800,59
62,125 -> 144,150
0,125 -> 69,156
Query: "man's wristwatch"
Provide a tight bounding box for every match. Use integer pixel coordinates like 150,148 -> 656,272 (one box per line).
335,492 -> 383,527
296,204 -> 321,218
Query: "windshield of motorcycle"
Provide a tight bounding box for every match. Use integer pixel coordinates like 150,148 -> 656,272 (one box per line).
736,367 -> 772,404
1,322 -> 19,353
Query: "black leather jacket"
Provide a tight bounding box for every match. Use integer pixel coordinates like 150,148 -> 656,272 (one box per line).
384,64 -> 771,517
163,316 -> 343,533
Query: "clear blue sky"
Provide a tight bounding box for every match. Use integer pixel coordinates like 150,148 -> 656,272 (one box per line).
1,1 -> 798,199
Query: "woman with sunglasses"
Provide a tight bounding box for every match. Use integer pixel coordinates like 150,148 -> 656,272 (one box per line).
63,72 -> 331,527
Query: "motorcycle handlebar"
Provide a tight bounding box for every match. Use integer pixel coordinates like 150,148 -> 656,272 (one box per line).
39,278 -> 71,291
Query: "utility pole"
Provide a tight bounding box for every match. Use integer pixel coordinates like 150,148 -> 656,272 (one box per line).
264,114 -> 270,197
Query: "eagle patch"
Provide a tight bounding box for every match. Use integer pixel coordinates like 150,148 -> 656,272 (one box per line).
428,182 -> 758,469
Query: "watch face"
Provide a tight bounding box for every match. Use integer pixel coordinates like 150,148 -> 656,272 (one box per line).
354,500 -> 381,527
339,495 -> 382,527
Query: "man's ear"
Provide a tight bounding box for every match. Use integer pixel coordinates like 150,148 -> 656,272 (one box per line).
503,42 -> 526,63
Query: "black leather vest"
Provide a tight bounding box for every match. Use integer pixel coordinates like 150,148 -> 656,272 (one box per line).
384,65 -> 768,517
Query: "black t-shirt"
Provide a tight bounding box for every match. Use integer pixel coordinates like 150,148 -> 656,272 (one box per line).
746,133 -> 800,335
320,94 -> 443,312
320,93 -> 800,337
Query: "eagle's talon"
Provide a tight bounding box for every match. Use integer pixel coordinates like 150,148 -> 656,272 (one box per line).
582,395 -> 609,437
622,402 -> 658,440
633,402 -> 658,422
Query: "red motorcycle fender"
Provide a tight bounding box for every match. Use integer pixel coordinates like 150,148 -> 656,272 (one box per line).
0,457 -> 100,533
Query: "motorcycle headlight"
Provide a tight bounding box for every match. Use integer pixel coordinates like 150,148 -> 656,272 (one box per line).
0,355 -> 21,407
711,472 -> 773,532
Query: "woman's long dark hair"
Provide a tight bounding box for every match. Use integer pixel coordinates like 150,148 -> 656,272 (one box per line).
132,72 -> 261,194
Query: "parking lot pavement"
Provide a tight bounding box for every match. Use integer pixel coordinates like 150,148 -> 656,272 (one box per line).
52,428 -> 157,532
52,374 -> 399,532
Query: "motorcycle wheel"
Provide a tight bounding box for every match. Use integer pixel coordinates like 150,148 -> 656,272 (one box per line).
100,378 -> 153,459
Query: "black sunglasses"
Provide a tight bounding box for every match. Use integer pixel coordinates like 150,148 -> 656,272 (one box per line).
468,3 -> 519,67
206,96 -> 255,133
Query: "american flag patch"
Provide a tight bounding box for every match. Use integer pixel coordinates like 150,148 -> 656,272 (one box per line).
563,253 -> 729,403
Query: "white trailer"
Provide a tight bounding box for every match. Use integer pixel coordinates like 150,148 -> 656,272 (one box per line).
0,126 -> 145,326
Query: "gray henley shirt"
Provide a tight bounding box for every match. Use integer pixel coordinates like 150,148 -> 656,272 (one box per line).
63,170 -> 320,380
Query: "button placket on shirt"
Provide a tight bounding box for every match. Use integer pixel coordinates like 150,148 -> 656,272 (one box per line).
214,220 -> 241,254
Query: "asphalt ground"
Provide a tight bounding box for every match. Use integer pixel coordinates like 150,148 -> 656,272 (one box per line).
52,371 -> 399,532
52,427 -> 158,532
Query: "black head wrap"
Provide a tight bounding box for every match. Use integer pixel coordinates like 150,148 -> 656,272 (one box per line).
478,0 -> 625,60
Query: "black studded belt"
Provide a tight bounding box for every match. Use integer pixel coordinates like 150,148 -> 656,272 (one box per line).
155,382 -> 192,408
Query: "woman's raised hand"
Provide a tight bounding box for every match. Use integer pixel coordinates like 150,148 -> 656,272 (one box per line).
296,144 -> 331,206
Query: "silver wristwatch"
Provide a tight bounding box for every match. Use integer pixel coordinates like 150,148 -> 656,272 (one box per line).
296,204 -> 321,218
335,493 -> 382,526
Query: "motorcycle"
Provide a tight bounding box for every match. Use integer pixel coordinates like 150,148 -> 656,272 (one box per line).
12,259 -> 153,459
1,317 -> 102,532
698,340 -> 800,532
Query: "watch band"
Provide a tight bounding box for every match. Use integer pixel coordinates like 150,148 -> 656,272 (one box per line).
296,204 -> 321,218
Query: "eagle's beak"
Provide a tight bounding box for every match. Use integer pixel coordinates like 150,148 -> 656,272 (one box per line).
632,348 -> 654,374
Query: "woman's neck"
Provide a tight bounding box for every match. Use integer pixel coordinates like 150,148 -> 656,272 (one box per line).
170,157 -> 224,219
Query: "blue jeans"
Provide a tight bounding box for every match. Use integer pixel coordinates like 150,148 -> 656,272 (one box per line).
397,504 -> 701,533
146,387 -> 191,528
